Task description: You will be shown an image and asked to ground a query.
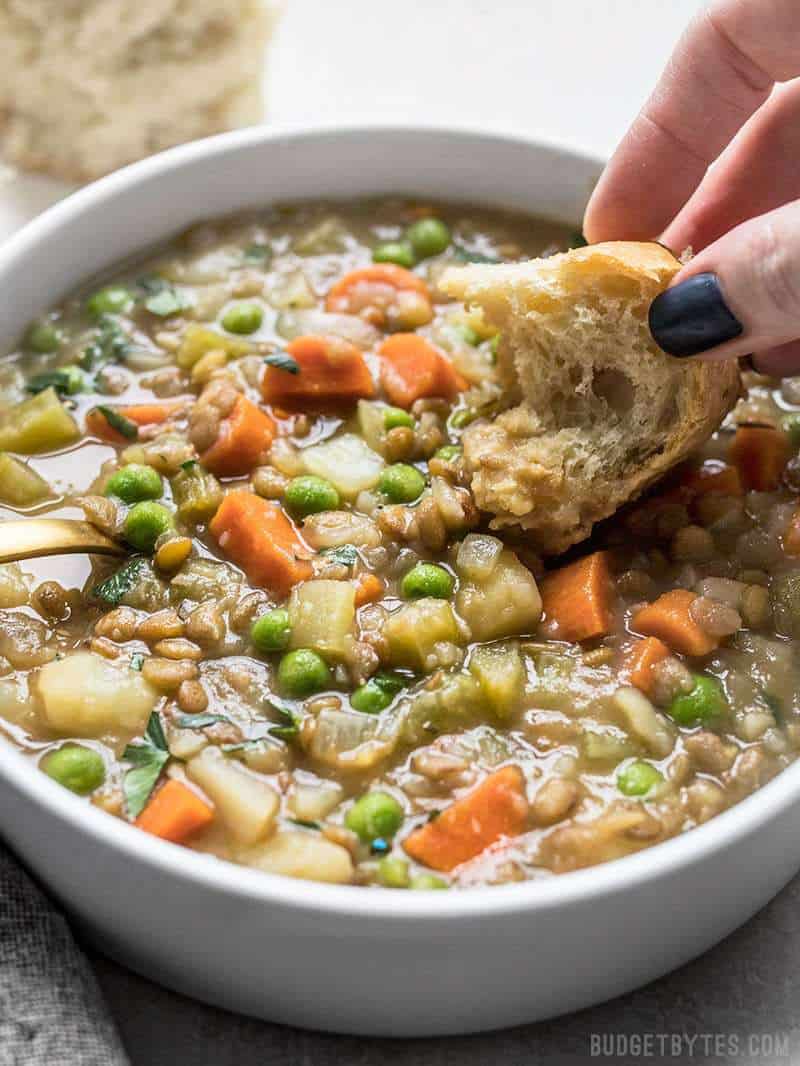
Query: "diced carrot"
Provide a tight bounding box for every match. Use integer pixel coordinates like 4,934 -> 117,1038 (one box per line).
682,460 -> 744,498
325,263 -> 429,314
378,334 -> 468,409
783,507 -> 800,557
200,395 -> 276,478
632,588 -> 718,657
353,572 -> 385,607
209,489 -> 312,598
539,551 -> 613,642
622,637 -> 670,696
261,335 -> 375,408
86,402 -> 183,444
135,779 -> 214,844
729,426 -> 790,491
403,765 -> 528,873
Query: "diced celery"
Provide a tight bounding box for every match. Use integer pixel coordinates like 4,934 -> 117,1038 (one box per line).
302,433 -> 384,500
0,387 -> 79,454
288,579 -> 355,661
456,547 -> 541,641
176,324 -> 251,369
170,462 -> 223,524
469,643 -> 525,719
0,453 -> 51,506
401,672 -> 484,745
384,598 -> 459,670
582,726 -> 636,763
356,400 -> 387,454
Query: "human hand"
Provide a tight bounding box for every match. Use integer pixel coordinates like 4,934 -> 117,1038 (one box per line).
584,0 -> 800,374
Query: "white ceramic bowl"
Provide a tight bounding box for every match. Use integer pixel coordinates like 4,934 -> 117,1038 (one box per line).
1,127 -> 799,1037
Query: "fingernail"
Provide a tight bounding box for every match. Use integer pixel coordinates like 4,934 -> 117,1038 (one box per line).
649,272 -> 743,357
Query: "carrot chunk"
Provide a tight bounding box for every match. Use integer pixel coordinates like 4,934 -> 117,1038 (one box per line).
682,460 -> 744,498
135,779 -> 214,844
540,551 -> 613,642
200,395 -> 276,478
325,263 -> 429,313
353,572 -> 385,607
622,637 -> 670,696
403,765 -> 528,873
378,334 -> 468,409
86,402 -> 182,444
209,489 -> 312,598
729,426 -> 789,491
261,335 -> 375,408
783,507 -> 800,557
632,589 -> 718,657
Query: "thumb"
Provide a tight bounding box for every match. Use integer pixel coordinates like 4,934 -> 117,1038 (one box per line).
649,199 -> 800,372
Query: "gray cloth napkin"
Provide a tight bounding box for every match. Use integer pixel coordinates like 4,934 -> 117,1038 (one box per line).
0,844 -> 129,1066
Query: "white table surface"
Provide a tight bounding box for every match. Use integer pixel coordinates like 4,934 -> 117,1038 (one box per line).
9,2 -> 800,1063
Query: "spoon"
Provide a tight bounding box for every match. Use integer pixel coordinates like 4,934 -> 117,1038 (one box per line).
0,518 -> 127,565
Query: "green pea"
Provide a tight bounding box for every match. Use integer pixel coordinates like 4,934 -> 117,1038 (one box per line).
41,745 -> 105,795
401,562 -> 454,600
86,286 -> 133,318
617,760 -> 664,797
434,444 -> 461,462
251,608 -> 291,653
277,648 -> 331,698
377,856 -> 410,888
667,675 -> 727,726
350,671 -> 404,714
26,321 -> 62,353
373,241 -> 416,268
409,873 -> 448,890
378,463 -> 425,503
284,475 -> 340,518
405,218 -> 451,259
782,413 -> 800,450
345,791 -> 404,843
383,406 -> 415,430
221,301 -> 264,335
105,463 -> 163,504
123,501 -> 174,552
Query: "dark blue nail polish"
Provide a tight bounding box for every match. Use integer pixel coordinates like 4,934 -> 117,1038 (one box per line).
649,272 -> 743,357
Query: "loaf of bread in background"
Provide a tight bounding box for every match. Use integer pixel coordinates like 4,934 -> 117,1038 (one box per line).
0,0 -> 277,182
441,243 -> 742,555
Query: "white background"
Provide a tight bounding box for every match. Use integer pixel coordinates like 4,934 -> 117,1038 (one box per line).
1,0 -> 703,240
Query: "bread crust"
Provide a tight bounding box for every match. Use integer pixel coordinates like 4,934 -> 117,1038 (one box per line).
442,242 -> 742,555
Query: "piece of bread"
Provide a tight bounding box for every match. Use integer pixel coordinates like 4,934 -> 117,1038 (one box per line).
441,242 -> 742,555
0,0 -> 277,183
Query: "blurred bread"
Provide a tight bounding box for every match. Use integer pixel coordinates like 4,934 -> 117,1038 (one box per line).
441,242 -> 742,555
0,0 -> 277,182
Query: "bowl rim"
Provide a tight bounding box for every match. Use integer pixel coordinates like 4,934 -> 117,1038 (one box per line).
2,122 -> 799,920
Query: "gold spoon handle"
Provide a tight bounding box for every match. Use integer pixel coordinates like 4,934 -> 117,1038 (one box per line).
0,518 -> 127,564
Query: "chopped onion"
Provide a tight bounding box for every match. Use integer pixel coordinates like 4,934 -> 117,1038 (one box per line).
276,309 -> 378,349
456,533 -> 504,583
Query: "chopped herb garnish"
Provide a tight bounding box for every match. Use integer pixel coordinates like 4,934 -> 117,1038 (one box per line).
264,352 -> 300,375
92,557 -> 148,607
243,243 -> 272,263
267,701 -> 301,741
320,544 -> 359,568
26,366 -> 86,397
452,243 -> 501,265
449,408 -> 478,429
175,712 -> 230,730
122,711 -> 170,817
180,459 -> 199,473
569,231 -> 588,248
137,276 -> 192,317
94,406 -> 139,440
80,315 -> 133,371
130,653 -> 144,672
759,689 -> 783,720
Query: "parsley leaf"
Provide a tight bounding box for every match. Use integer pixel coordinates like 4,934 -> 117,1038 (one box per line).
320,544 -> 358,568
287,818 -> 321,830
267,701 -> 301,741
80,315 -> 133,371
92,557 -> 148,607
94,406 -> 139,440
130,653 -> 144,672
123,711 -> 170,817
26,366 -> 86,396
264,352 -> 300,375
452,243 -> 501,265
175,712 -> 230,730
137,276 -> 192,317
243,243 -> 272,263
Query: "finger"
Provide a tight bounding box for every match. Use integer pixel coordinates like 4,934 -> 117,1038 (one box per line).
648,198 -> 800,361
751,341 -> 800,378
663,79 -> 800,252
584,0 -> 800,243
